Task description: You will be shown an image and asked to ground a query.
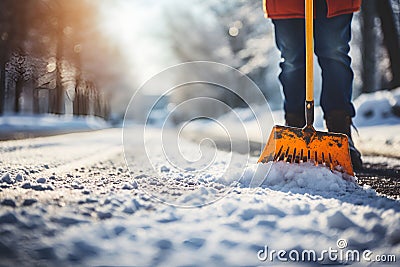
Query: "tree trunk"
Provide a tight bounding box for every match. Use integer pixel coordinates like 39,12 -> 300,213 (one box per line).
52,2 -> 65,114
73,92 -> 80,115
33,88 -> 40,114
0,43 -> 6,115
377,0 -> 400,89
391,0 -> 400,41
14,79 -> 23,113
0,0 -> 13,115
360,0 -> 379,93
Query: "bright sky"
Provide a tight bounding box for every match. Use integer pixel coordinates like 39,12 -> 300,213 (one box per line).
98,0 -> 182,84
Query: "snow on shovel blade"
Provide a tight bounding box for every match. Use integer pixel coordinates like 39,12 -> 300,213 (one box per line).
258,125 -> 354,176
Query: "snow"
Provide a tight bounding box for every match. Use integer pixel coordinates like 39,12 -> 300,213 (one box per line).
1,126 -> 399,266
353,88 -> 400,127
0,114 -> 109,140
352,88 -> 400,158
237,162 -> 356,192
1,90 -> 400,266
42,155 -> 399,266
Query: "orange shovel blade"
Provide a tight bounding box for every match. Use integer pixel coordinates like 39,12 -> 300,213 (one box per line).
258,125 -> 354,176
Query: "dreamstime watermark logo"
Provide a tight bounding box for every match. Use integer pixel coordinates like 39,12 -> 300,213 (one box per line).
257,239 -> 397,264
122,61 -> 274,207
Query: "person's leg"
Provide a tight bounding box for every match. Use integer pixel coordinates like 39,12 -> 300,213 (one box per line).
272,19 -> 306,127
314,0 -> 355,118
314,0 -> 362,169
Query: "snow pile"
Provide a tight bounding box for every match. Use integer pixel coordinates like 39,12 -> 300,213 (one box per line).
132,130 -> 360,207
45,158 -> 399,266
238,162 -> 356,193
169,158 -> 362,209
352,88 -> 400,157
0,114 -> 109,139
0,128 -> 399,266
353,87 -> 400,126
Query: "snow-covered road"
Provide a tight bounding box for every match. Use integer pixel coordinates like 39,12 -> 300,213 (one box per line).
0,128 -> 399,266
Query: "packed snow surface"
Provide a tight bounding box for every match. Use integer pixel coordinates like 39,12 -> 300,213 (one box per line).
1,90 -> 400,265
0,114 -> 109,140
0,128 -> 399,266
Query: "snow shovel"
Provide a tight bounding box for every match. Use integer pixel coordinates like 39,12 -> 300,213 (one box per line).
257,0 -> 354,176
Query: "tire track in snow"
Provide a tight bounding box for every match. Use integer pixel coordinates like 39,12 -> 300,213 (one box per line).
0,129 -> 124,177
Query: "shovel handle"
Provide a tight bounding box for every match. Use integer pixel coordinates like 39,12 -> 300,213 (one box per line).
305,0 -> 314,127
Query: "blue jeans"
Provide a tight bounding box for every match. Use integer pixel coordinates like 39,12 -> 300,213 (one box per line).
272,0 -> 356,118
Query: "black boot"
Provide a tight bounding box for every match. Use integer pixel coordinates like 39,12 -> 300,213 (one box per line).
325,110 -> 363,170
285,113 -> 305,128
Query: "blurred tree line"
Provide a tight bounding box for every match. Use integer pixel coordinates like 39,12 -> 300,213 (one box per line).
1,0 -> 399,122
0,0 -> 127,119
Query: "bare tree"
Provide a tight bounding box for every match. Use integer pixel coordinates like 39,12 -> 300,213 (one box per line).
360,0 -> 400,93
0,0 -> 125,118
377,0 -> 400,89
360,0 -> 380,93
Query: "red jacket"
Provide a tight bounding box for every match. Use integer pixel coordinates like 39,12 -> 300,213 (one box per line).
263,0 -> 362,19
